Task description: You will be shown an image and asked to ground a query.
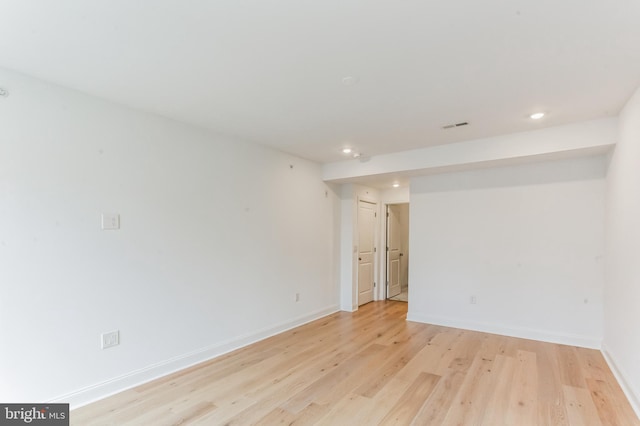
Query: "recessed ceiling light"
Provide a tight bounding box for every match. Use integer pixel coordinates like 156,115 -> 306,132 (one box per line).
530,112 -> 545,120
392,183 -> 400,188
342,148 -> 352,154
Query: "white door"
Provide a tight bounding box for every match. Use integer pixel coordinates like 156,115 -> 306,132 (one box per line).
387,205 -> 402,298
358,200 -> 376,305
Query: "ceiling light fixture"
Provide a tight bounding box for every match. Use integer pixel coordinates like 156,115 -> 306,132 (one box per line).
352,152 -> 361,158
342,147 -> 352,154
392,183 -> 400,188
530,112 -> 545,120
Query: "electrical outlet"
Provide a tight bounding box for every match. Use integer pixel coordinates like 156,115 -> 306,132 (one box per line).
101,330 -> 120,349
470,295 -> 477,304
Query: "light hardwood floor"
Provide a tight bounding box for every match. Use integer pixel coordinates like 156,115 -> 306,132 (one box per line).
72,301 -> 639,425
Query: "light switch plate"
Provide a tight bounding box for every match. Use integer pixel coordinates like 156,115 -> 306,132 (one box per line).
102,213 -> 120,230
101,330 -> 120,349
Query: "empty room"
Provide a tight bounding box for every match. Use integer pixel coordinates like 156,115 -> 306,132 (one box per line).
1,1 -> 640,425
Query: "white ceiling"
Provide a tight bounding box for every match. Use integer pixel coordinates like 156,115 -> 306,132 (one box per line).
1,1 -> 639,163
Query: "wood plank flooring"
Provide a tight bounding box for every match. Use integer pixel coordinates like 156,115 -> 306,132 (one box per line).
72,301 -> 639,425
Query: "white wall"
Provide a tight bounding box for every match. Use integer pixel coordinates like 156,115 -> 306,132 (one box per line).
603,86 -> 640,415
380,186 -> 410,205
338,184 -> 381,310
323,118 -> 616,182
339,184 -> 356,310
0,68 -> 340,406
397,203 -> 410,289
408,156 -> 606,348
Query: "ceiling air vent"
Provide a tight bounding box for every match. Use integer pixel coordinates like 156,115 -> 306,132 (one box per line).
442,121 -> 469,129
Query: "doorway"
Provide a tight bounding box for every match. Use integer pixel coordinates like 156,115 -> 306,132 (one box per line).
386,203 -> 409,302
357,199 -> 376,306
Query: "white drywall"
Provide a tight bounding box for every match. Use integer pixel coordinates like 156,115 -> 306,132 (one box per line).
603,86 -> 640,415
0,68 -> 340,406
408,156 -> 606,348
323,118 -> 617,183
380,186 -> 410,205
339,184 -> 356,311
397,203 -> 410,290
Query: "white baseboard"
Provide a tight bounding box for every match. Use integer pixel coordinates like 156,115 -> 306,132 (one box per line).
406,312 -> 601,349
601,344 -> 640,420
51,305 -> 339,409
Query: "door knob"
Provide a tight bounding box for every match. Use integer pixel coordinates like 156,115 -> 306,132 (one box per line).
359,257 -> 362,261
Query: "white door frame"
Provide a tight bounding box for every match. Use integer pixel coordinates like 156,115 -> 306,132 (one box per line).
386,204 -> 402,299
355,196 -> 378,306
382,201 -> 409,301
